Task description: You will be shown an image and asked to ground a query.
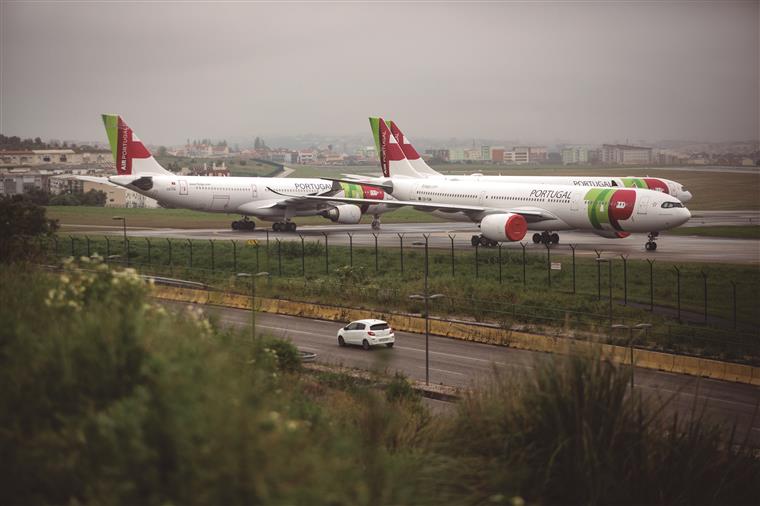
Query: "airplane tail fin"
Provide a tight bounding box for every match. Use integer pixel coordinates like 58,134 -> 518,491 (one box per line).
389,121 -> 442,177
102,114 -> 174,176
369,117 -> 421,178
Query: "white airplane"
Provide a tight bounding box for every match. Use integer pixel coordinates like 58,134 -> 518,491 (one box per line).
272,118 -> 691,251
92,115 -> 395,231
365,118 -> 693,203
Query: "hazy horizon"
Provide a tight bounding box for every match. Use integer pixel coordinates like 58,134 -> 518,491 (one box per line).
1,1 -> 757,146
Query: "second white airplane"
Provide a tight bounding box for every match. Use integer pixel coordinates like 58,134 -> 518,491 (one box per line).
274,118 -> 691,251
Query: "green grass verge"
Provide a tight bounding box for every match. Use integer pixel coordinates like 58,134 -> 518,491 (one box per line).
46,205 -> 445,229
668,225 -> 760,239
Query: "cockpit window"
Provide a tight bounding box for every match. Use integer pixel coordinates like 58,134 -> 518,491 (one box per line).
661,201 -> 683,208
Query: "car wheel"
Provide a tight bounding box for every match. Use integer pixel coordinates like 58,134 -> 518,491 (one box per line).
338,335 -> 345,347
385,343 -> 394,348
362,339 -> 370,351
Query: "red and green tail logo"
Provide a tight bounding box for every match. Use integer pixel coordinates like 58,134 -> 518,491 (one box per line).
102,114 -> 151,175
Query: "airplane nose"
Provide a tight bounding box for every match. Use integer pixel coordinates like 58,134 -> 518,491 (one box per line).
679,207 -> 692,225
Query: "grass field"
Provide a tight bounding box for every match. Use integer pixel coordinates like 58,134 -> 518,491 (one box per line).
668,225 -> 760,239
47,205 -> 445,229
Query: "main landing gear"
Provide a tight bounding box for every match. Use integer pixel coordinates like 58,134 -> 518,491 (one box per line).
272,221 -> 297,232
471,235 -> 499,248
231,217 -> 256,231
532,231 -> 560,245
645,232 -> 658,251
371,216 -> 381,230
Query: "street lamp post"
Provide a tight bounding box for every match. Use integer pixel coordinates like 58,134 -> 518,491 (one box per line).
112,216 -> 127,266
410,236 -> 443,385
612,322 -> 653,389
236,271 -> 270,342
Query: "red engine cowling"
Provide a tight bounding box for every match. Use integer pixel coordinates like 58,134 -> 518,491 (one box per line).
592,230 -> 631,239
480,213 -> 528,242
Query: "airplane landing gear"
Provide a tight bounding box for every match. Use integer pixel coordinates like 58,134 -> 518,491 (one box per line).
532,231 -> 560,245
371,216 -> 381,230
272,221 -> 297,232
645,231 -> 659,251
231,217 -> 256,231
471,235 -> 498,248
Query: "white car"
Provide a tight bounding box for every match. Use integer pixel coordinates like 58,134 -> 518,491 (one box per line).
337,319 -> 395,350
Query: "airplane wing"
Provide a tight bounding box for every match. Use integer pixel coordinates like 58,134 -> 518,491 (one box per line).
266,187 -> 556,222
70,175 -> 121,187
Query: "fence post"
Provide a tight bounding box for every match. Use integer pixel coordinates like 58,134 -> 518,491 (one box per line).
265,230 -> 270,273
646,259 -> 654,311
474,242 -> 479,279
674,266 -> 681,322
595,249 -> 603,300
347,232 -> 353,267
570,244 -> 576,294
397,233 -> 404,275
52,235 -> 59,258
701,270 -> 708,324
620,254 -> 628,305
167,238 -> 173,275
521,242 -> 527,286
125,238 -> 130,267
731,281 -> 737,330
146,238 -> 151,266
187,239 -> 193,269
545,243 -> 551,287
105,236 -> 111,264
323,232 -> 329,275
85,235 -> 91,257
276,239 -> 282,276
448,234 -> 456,276
372,233 -> 379,273
498,243 -> 503,284
69,235 -> 75,256
209,239 -> 215,273
255,241 -> 260,272
231,240 -> 237,273
299,234 -> 305,276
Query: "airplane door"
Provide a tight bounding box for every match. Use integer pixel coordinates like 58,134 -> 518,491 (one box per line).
637,197 -> 649,215
251,184 -> 258,199
179,179 -> 188,195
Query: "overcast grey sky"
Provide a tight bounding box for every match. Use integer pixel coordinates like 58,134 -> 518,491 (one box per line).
1,1 -> 758,146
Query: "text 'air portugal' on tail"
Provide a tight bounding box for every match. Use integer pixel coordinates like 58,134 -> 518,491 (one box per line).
101,114 -> 173,176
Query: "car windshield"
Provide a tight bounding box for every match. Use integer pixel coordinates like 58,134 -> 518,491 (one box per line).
370,323 -> 389,331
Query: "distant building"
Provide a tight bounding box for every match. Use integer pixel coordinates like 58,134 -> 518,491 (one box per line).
600,144 -> 652,165
491,148 -> 505,163
480,146 -> 491,162
0,149 -> 112,167
449,148 -> 466,162
424,149 -> 449,162
513,146 -> 530,164
1,173 -> 51,196
297,151 -> 316,164
561,146 -> 589,165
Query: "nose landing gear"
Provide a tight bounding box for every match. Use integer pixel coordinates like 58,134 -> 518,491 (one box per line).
645,231 -> 659,251
532,231 -> 560,245
371,216 -> 381,230
231,217 -> 256,231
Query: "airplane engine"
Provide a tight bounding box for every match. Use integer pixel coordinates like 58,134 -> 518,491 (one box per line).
324,204 -> 362,224
592,230 -> 631,239
480,213 -> 528,242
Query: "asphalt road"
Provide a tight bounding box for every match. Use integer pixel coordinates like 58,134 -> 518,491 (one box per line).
160,300 -> 760,446
71,210 -> 760,264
